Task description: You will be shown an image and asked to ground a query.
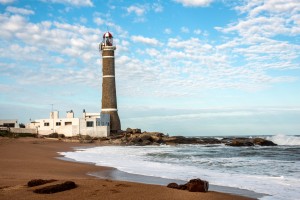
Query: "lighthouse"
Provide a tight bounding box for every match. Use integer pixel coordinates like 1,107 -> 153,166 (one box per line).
99,32 -> 121,132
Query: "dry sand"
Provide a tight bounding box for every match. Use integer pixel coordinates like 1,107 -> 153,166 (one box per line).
0,137 -> 255,200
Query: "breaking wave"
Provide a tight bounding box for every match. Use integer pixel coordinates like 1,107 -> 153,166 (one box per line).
267,134 -> 300,146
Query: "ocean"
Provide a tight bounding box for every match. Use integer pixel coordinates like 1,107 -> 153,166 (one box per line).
60,134 -> 300,200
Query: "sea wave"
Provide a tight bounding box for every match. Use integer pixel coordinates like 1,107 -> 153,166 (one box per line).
61,144 -> 300,200
266,134 -> 300,146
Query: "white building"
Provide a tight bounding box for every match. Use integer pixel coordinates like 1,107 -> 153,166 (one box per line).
26,110 -> 110,137
0,119 -> 20,128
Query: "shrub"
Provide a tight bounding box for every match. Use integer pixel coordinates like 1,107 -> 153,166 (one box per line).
48,132 -> 59,138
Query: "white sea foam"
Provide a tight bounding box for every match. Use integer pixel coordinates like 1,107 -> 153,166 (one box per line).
60,143 -> 300,200
267,134 -> 300,146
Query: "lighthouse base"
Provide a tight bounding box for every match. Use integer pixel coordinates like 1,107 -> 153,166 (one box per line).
101,110 -> 121,133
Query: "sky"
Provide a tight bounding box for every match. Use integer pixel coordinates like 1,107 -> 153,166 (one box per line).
0,0 -> 300,136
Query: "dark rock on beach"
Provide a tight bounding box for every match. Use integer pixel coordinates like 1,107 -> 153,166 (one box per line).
33,181 -> 77,194
186,179 -> 209,192
167,182 -> 179,189
27,179 -> 57,187
167,179 -> 209,192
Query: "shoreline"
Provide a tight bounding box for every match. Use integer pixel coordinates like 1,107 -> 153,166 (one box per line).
59,147 -> 266,199
0,137 -> 256,200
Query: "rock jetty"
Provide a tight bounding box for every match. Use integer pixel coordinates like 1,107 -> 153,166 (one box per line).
98,128 -> 277,146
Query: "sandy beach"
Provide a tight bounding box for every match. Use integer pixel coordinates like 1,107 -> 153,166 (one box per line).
0,137 -> 255,200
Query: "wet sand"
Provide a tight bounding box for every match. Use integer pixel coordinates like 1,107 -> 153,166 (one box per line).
0,137 -> 255,200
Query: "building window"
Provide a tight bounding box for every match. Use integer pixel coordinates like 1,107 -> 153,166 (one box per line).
44,122 -> 49,126
65,122 -> 72,126
56,122 -> 61,126
86,121 -> 94,127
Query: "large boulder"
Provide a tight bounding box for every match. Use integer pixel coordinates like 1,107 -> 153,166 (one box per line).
167,179 -> 209,192
186,179 -> 209,192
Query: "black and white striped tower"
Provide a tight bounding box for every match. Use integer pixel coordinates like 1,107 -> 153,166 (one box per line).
99,32 -> 121,132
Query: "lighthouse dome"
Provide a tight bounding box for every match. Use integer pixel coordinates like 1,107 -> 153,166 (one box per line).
103,32 -> 113,38
101,31 -> 114,47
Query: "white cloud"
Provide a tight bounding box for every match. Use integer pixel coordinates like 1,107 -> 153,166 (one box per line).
79,16 -> 87,24
130,35 -> 160,46
93,17 -> 104,25
181,26 -> 189,33
174,0 -> 213,7
6,6 -> 35,15
0,0 -> 14,4
164,28 -> 172,34
40,0 -> 93,7
127,5 -> 146,16
214,0 -> 300,75
152,3 -> 163,12
0,13 -> 104,87
221,0 -> 300,37
1,0 -> 299,103
194,29 -> 202,34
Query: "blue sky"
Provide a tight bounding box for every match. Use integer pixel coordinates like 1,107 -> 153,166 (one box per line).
0,0 -> 299,136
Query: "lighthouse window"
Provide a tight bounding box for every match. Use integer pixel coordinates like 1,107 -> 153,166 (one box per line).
56,122 -> 61,126
44,122 -> 49,126
86,121 -> 94,127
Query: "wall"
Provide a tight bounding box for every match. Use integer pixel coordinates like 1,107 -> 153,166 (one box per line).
9,128 -> 37,134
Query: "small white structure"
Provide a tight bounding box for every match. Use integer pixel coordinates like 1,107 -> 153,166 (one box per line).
0,119 -> 19,128
26,110 -> 109,137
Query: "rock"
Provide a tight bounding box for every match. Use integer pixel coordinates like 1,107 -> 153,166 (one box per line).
252,138 -> 277,146
186,179 -> 209,192
167,179 -> 209,192
33,181 -> 77,194
132,129 -> 141,134
27,179 -> 57,187
142,139 -> 152,145
178,184 -> 188,190
225,138 -> 277,147
226,139 -> 254,147
163,136 -> 201,144
167,183 -> 179,189
129,137 -> 143,144
126,128 -> 133,134
200,137 -> 221,144
140,134 -> 152,141
48,132 -> 58,138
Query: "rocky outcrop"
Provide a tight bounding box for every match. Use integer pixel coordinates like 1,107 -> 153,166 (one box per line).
167,179 -> 209,192
226,138 -> 277,147
100,128 -> 277,146
252,138 -> 277,146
